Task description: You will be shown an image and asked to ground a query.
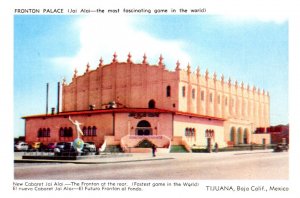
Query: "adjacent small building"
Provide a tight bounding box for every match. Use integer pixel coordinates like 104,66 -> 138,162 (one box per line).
266,124 -> 289,144
23,53 -> 271,152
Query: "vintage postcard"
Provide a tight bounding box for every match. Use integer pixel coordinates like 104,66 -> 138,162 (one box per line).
1,0 -> 299,197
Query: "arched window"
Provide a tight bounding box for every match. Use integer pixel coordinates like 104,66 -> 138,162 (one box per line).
205,129 -> 214,138
42,128 -> 46,136
82,126 -> 87,136
182,86 -> 186,97
46,128 -> 50,137
68,127 -> 73,137
136,120 -> 152,136
92,126 -> 97,136
37,128 -> 42,137
59,127 -> 64,137
62,127 -> 73,137
137,120 -> 151,127
63,127 -> 68,137
148,99 -> 155,108
166,86 -> 171,97
88,126 -> 91,136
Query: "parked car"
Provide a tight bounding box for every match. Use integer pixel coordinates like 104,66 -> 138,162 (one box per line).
63,142 -> 75,152
46,142 -> 57,152
54,142 -> 75,156
83,142 -> 97,153
14,142 -> 29,152
274,143 -> 289,152
31,142 -> 45,151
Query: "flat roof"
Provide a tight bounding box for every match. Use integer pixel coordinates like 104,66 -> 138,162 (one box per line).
22,108 -> 225,121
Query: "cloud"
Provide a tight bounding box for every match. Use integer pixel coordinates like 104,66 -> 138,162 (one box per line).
219,14 -> 287,24
52,15 -> 191,76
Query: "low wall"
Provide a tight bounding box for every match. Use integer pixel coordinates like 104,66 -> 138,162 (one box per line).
171,136 -> 191,152
252,133 -> 271,144
127,147 -> 169,153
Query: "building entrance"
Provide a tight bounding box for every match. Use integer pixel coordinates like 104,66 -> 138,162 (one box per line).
135,120 -> 152,136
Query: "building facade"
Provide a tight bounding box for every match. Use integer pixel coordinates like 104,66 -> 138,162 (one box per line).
23,53 -> 271,152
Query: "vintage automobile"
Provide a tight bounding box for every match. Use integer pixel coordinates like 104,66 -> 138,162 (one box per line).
46,142 -> 57,152
82,142 -> 97,153
273,143 -> 289,152
31,142 -> 46,151
14,142 -> 29,151
54,142 -> 76,156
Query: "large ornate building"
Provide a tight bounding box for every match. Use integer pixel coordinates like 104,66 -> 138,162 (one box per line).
23,53 -> 270,152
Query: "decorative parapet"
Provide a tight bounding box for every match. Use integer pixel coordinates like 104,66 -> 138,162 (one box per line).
65,52 -> 268,96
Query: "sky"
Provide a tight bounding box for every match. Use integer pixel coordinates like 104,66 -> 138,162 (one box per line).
14,15 -> 288,137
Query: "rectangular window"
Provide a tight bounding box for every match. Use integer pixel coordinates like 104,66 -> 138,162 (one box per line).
166,86 -> 171,97
218,95 -> 220,104
201,91 -> 204,101
210,93 -> 213,103
182,86 -> 186,97
192,89 -> 195,99
225,97 -> 228,106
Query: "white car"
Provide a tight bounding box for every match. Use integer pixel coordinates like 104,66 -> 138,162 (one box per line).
83,142 -> 96,152
14,142 -> 29,151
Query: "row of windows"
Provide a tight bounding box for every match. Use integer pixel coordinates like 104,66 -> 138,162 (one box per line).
180,86 -> 247,108
37,127 -> 97,137
184,128 -> 215,138
37,128 -> 50,137
82,126 -> 97,136
185,128 -> 196,136
165,85 -> 242,108
59,127 -> 73,137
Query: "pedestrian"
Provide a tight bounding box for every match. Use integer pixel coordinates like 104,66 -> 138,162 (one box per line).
152,144 -> 156,157
214,142 -> 219,153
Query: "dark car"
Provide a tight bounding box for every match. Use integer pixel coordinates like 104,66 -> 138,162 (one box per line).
83,142 -> 96,152
55,142 -> 67,150
54,142 -> 75,156
274,143 -> 289,152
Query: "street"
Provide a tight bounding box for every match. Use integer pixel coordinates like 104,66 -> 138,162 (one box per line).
14,151 -> 288,180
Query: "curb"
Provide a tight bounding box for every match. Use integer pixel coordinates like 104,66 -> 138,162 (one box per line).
14,157 -> 175,164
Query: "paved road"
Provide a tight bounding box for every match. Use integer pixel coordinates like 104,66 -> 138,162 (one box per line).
14,151 -> 288,180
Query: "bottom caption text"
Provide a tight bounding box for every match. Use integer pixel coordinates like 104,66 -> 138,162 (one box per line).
12,181 -> 289,193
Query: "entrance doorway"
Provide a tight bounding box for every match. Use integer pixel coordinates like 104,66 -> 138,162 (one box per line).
148,99 -> 156,108
136,120 -> 152,136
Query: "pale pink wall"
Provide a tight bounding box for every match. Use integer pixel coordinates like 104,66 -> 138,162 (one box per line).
173,115 -> 226,147
251,133 -> 271,145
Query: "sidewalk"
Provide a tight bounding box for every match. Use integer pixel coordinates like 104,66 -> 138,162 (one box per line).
14,149 -> 274,164
14,152 -> 175,164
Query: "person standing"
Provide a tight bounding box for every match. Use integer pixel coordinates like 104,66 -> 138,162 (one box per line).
214,142 -> 219,153
152,144 -> 157,157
